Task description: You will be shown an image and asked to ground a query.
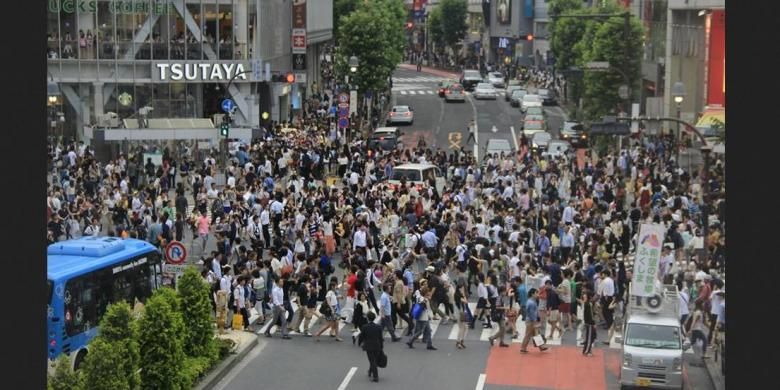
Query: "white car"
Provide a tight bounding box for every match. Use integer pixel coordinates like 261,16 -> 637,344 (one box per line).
542,140 -> 571,159
483,138 -> 514,158
384,163 -> 446,194
488,72 -> 505,88
386,105 -> 414,125
531,131 -> 552,149
521,94 -> 542,112
473,83 -> 497,100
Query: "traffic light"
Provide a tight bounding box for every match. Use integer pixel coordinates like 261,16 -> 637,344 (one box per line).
519,34 -> 533,41
285,72 -> 295,83
406,22 -> 413,29
220,122 -> 229,138
271,74 -> 287,82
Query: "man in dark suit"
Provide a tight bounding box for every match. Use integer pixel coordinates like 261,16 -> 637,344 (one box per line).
358,311 -> 384,382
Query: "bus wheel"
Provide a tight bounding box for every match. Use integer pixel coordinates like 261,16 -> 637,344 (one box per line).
74,350 -> 88,371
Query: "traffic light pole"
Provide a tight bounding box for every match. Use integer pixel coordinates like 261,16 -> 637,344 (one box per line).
220,69 -> 252,178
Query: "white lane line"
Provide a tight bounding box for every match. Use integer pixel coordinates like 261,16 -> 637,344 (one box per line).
408,91 -> 417,95
510,126 -> 519,150
400,91 -> 408,95
467,94 -> 479,160
475,373 -> 487,390
212,339 -> 268,390
337,367 -> 359,390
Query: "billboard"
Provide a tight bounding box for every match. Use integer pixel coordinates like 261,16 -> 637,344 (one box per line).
496,0 -> 511,25
706,10 -> 725,106
632,224 -> 666,297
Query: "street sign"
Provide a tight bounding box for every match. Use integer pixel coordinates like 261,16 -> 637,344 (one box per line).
292,28 -> 307,54
252,59 -> 261,80
338,93 -> 349,104
162,264 -> 188,276
221,98 -> 236,113
631,103 -> 640,133
618,85 -> 630,99
590,122 -> 630,135
585,61 -> 610,70
349,90 -> 358,116
338,104 -> 349,117
165,241 -> 188,264
293,54 -> 306,71
338,117 -> 349,128
295,72 -> 307,84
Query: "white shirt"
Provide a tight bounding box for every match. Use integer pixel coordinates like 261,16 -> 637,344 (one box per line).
271,283 -> 284,307
599,277 -> 615,297
679,291 -> 690,317
260,209 -> 270,225
353,229 -> 367,249
234,285 -> 246,309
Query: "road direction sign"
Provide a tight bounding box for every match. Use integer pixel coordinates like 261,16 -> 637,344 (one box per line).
338,93 -> 349,104
338,117 -> 349,128
165,241 -> 188,264
221,98 -> 236,113
163,264 -> 188,275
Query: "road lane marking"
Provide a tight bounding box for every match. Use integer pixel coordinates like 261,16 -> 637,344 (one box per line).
467,94 -> 479,159
212,339 -> 268,390
337,367 -> 358,390
510,126 -> 519,150
448,132 -> 462,149
475,373 -> 487,390
408,91 -> 417,95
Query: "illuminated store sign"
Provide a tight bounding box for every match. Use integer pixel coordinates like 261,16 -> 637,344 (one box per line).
155,62 -> 250,82
48,0 -> 176,15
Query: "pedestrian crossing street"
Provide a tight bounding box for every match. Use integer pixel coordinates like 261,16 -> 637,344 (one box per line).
392,76 -> 450,83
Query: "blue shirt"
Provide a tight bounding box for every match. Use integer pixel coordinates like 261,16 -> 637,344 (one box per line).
380,292 -> 393,316
421,230 -> 438,248
525,299 -> 539,322
404,269 -> 414,286
516,283 -> 528,308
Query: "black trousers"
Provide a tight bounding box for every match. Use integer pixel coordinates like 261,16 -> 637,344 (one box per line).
366,350 -> 380,379
583,324 -> 596,354
262,224 -> 271,247
239,307 -> 250,329
601,296 -> 614,328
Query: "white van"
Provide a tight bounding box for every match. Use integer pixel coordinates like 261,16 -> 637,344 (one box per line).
385,163 -> 446,194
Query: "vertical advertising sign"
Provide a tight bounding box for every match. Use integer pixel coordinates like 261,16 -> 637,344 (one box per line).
292,0 -> 307,82
632,224 -> 667,297
706,10 -> 725,106
292,0 -> 306,29
496,0 -> 512,25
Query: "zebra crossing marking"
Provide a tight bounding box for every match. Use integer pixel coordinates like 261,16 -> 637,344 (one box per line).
397,90 -> 506,96
392,76 -> 449,82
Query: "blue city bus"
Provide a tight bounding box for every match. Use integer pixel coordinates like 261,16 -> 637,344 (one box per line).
47,237 -> 163,370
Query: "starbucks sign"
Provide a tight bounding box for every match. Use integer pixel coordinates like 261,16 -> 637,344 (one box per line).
48,0 -> 176,15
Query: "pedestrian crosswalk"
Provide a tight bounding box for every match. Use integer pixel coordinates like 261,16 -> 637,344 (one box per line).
395,90 -> 507,96
392,76 -> 450,83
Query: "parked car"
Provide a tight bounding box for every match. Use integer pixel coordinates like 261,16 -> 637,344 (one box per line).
438,79 -> 457,97
460,69 -> 483,91
473,83 -> 498,100
386,105 -> 414,125
509,89 -> 527,107
560,121 -> 588,147
488,72 -> 505,88
505,85 -> 525,102
444,84 -> 466,102
521,94 -> 542,112
538,88 -> 557,105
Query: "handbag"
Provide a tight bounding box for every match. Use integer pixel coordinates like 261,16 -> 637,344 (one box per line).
411,302 -> 424,320
319,303 -> 333,317
532,334 -> 547,347
465,305 -> 474,323
232,313 -> 244,330
377,351 -> 388,368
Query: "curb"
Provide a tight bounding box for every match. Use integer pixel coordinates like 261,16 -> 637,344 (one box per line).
397,63 -> 459,79
703,356 -> 725,390
194,334 -> 259,390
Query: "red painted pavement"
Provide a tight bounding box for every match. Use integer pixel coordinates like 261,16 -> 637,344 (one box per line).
397,63 -> 460,79
484,346 -> 609,390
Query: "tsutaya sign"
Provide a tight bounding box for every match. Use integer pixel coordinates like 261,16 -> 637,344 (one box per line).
153,62 -> 254,82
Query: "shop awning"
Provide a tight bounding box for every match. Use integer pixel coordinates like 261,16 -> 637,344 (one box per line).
696,107 -> 725,127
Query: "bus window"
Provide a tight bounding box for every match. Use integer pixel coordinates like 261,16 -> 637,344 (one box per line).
392,169 -> 421,182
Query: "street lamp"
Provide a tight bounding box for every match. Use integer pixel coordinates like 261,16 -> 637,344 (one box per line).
349,55 -> 359,74
672,81 -> 686,161
699,144 -> 713,262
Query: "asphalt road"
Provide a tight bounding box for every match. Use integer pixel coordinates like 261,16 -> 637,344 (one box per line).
387,68 -> 569,160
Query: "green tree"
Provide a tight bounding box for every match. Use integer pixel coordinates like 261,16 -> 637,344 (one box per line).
333,0 -> 361,38
81,338 -> 131,390
138,288 -> 186,390
335,0 -> 406,92
99,302 -> 141,390
178,266 -> 217,359
438,0 -> 468,55
427,7 -> 445,52
48,355 -> 83,390
549,0 -> 587,71
580,2 -> 644,120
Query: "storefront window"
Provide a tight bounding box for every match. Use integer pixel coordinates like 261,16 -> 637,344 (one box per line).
135,1 -> 151,60
47,5 -> 61,59
204,2 -> 218,57
171,0 -> 186,59
170,82 -> 186,116
97,2 -> 117,60
77,7 -> 98,59
187,2 -> 203,60
186,84 -> 201,118
115,3 -> 133,58
135,84 -> 152,114
218,2 -> 233,60
57,2 -> 78,59
152,84 -> 171,117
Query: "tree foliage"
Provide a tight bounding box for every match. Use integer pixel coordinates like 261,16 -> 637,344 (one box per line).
178,266 -> 217,359
138,288 -> 186,390
438,0 -> 469,53
333,0 -> 361,38
549,0 -> 587,71
81,338 -> 131,390
335,0 -> 406,92
48,355 -> 83,390
97,302 -> 141,390
428,7 -> 445,51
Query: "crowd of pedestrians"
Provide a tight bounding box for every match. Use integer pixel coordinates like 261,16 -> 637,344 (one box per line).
46,80 -> 725,368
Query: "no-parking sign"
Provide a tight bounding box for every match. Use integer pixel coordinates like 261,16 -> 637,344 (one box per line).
165,241 -> 188,265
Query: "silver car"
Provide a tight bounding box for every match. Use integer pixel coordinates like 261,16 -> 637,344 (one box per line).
386,105 -> 414,125
483,138 -> 514,159
473,83 -> 497,100
444,84 -> 466,102
488,72 -> 505,88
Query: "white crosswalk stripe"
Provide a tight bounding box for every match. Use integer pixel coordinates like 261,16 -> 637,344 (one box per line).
393,76 -> 448,82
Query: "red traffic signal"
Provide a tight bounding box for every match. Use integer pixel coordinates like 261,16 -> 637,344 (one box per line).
285,72 -> 295,83
526,34 -> 533,41
406,22 -> 413,29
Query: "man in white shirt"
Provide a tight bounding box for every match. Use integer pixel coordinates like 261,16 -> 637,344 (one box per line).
234,277 -> 250,330
658,246 -> 675,283
353,224 -> 368,252
264,276 -> 290,339
598,270 -> 616,329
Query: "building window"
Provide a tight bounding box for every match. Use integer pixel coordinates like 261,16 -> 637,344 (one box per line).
218,2 -> 234,60
187,2 -> 203,60
535,22 -> 549,40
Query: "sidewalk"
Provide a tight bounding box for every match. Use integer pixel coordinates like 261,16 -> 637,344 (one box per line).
397,63 -> 460,79
194,330 -> 259,390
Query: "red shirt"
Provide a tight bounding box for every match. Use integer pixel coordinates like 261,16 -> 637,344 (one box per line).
347,274 -> 358,298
